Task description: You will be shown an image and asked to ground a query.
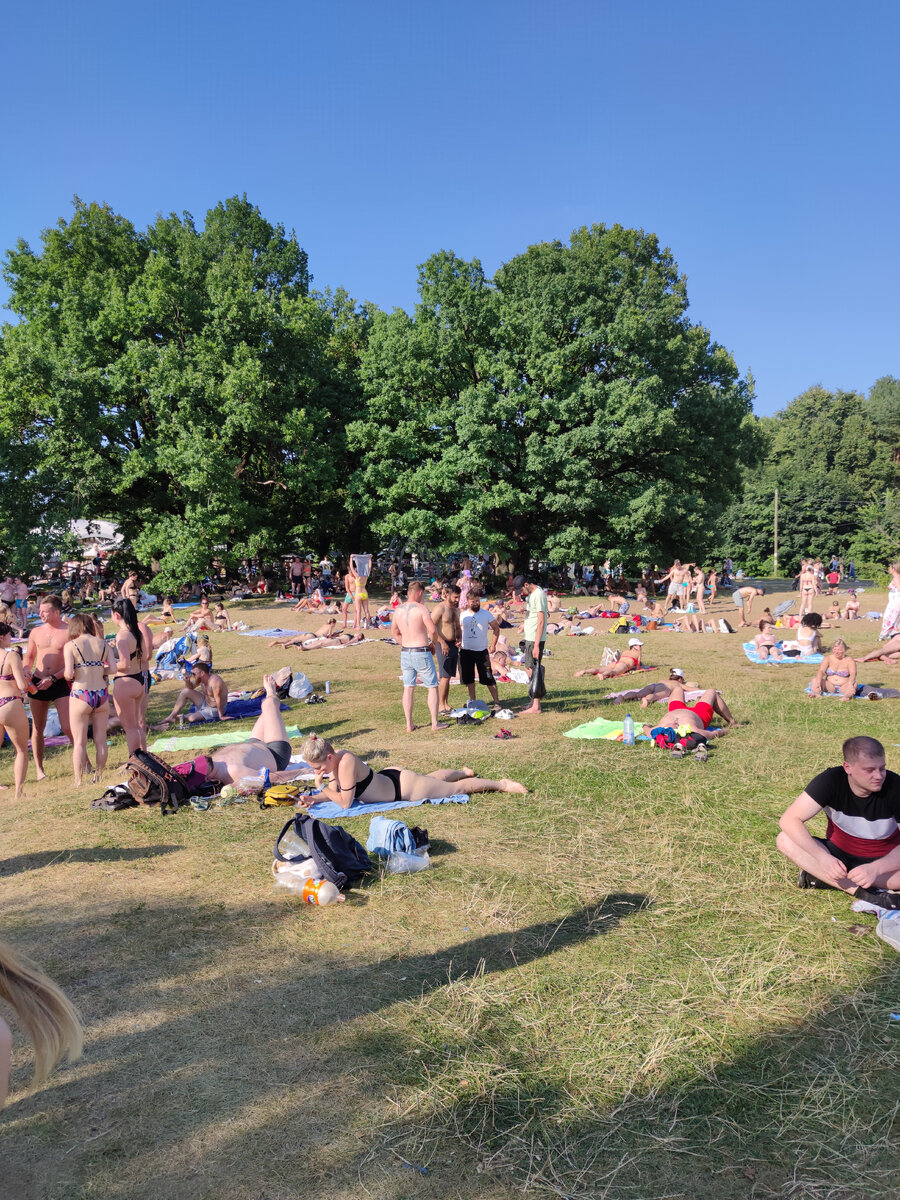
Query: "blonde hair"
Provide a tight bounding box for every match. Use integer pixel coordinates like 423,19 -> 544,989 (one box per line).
0,941 -> 83,1099
300,733 -> 334,764
832,638 -> 848,652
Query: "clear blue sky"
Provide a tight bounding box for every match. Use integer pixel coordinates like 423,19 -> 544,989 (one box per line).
3,0 -> 897,416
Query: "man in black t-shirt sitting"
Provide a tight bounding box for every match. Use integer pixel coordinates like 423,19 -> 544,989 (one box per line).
777,736 -> 900,907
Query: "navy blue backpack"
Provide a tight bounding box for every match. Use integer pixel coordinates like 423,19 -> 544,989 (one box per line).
274,812 -> 372,891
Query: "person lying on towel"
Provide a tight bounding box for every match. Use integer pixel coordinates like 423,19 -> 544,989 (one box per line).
297,732 -> 526,809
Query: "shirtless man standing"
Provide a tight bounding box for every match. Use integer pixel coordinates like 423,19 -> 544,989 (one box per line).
431,584 -> 462,716
659,560 -> 694,614
391,581 -> 448,732
24,595 -> 73,779
152,662 -> 229,728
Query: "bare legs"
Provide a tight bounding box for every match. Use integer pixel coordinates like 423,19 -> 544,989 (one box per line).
402,685 -> 447,733
250,676 -> 291,743
152,686 -> 205,729
114,677 -> 146,754
29,697 -> 72,781
0,700 -> 30,800
398,768 -> 527,801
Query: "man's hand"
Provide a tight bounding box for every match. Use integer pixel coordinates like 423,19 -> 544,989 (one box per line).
35,677 -> 53,691
814,853 -> 852,888
848,862 -> 884,890
438,639 -> 449,655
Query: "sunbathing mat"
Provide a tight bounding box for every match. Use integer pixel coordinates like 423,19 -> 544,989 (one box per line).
236,627 -> 309,638
305,793 -> 469,820
563,717 -> 627,740
149,725 -> 302,752
743,642 -> 823,665
804,683 -> 900,700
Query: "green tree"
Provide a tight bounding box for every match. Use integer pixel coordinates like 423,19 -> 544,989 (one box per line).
712,386 -> 899,573
0,197 -> 357,586
349,227 -> 758,569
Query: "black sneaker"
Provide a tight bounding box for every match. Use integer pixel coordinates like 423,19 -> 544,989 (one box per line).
854,887 -> 900,911
797,869 -> 813,889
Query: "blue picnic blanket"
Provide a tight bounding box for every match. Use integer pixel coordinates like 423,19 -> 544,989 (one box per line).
187,697 -> 290,722
743,642 -> 823,665
305,793 -> 469,820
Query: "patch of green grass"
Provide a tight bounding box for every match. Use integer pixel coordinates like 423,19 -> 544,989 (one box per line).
2,592 -> 900,1199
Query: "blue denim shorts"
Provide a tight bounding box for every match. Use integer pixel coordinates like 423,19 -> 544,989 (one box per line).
401,648 -> 438,688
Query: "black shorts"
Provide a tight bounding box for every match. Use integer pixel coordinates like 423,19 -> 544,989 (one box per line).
248,738 -> 292,771
435,642 -> 459,680
459,648 -> 495,687
812,836 -> 877,870
31,677 -> 71,703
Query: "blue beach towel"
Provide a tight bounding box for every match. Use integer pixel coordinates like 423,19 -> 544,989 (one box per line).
743,642 -> 823,665
804,683 -> 864,698
305,793 -> 469,820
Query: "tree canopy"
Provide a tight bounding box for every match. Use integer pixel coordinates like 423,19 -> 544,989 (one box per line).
0,197 -> 365,585
2,198 -> 894,584
713,386 -> 900,573
348,227 -> 758,569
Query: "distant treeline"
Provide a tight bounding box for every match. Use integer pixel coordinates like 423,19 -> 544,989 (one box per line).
0,196 -> 896,587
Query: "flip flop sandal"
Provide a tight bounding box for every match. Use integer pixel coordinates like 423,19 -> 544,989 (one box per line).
493,728 -> 516,740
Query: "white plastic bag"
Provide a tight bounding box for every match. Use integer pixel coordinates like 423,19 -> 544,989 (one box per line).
288,670 -> 313,699
387,850 -> 431,874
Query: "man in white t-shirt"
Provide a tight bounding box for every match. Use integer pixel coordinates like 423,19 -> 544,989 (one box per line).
459,594 -> 501,707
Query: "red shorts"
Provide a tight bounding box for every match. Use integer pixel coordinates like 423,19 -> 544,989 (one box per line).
668,699 -> 714,726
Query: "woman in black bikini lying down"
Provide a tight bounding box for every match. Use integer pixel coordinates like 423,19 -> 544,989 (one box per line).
298,733 -> 527,809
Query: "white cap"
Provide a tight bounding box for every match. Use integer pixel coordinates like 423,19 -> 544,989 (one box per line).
671,667 -> 684,677
628,638 -> 644,647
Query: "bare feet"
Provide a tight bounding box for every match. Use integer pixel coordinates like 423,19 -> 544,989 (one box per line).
459,767 -> 475,777
518,705 -> 541,716
263,674 -> 278,697
498,779 -> 527,794
150,721 -> 172,731
35,769 -> 47,781
574,669 -> 589,677
430,722 -> 449,731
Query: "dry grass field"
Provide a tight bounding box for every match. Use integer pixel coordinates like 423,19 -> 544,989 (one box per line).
2,586 -> 900,1200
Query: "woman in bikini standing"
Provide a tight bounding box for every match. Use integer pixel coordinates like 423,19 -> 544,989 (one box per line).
297,733 -> 526,809
63,614 -> 113,786
110,599 -> 146,755
0,621 -> 30,800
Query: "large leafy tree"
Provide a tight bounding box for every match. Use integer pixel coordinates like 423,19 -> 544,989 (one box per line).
349,226 -> 758,568
713,387 -> 898,572
0,197 -> 356,585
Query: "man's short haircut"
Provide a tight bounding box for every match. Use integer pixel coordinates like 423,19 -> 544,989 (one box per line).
407,580 -> 424,595
41,594 -> 62,612
192,661 -> 211,674
447,585 -> 461,596
843,736 -> 885,763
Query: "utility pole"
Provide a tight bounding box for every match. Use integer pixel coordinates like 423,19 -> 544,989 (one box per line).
773,487 -> 779,579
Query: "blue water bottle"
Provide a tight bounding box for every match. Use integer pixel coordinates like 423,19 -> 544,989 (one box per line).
623,713 -> 635,746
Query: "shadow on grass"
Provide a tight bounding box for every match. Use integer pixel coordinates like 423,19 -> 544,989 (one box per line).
2,895 -> 648,1200
379,963 -> 900,1200
0,845 -> 185,877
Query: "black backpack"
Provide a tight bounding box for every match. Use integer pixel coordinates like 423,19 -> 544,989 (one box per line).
274,813 -> 372,891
